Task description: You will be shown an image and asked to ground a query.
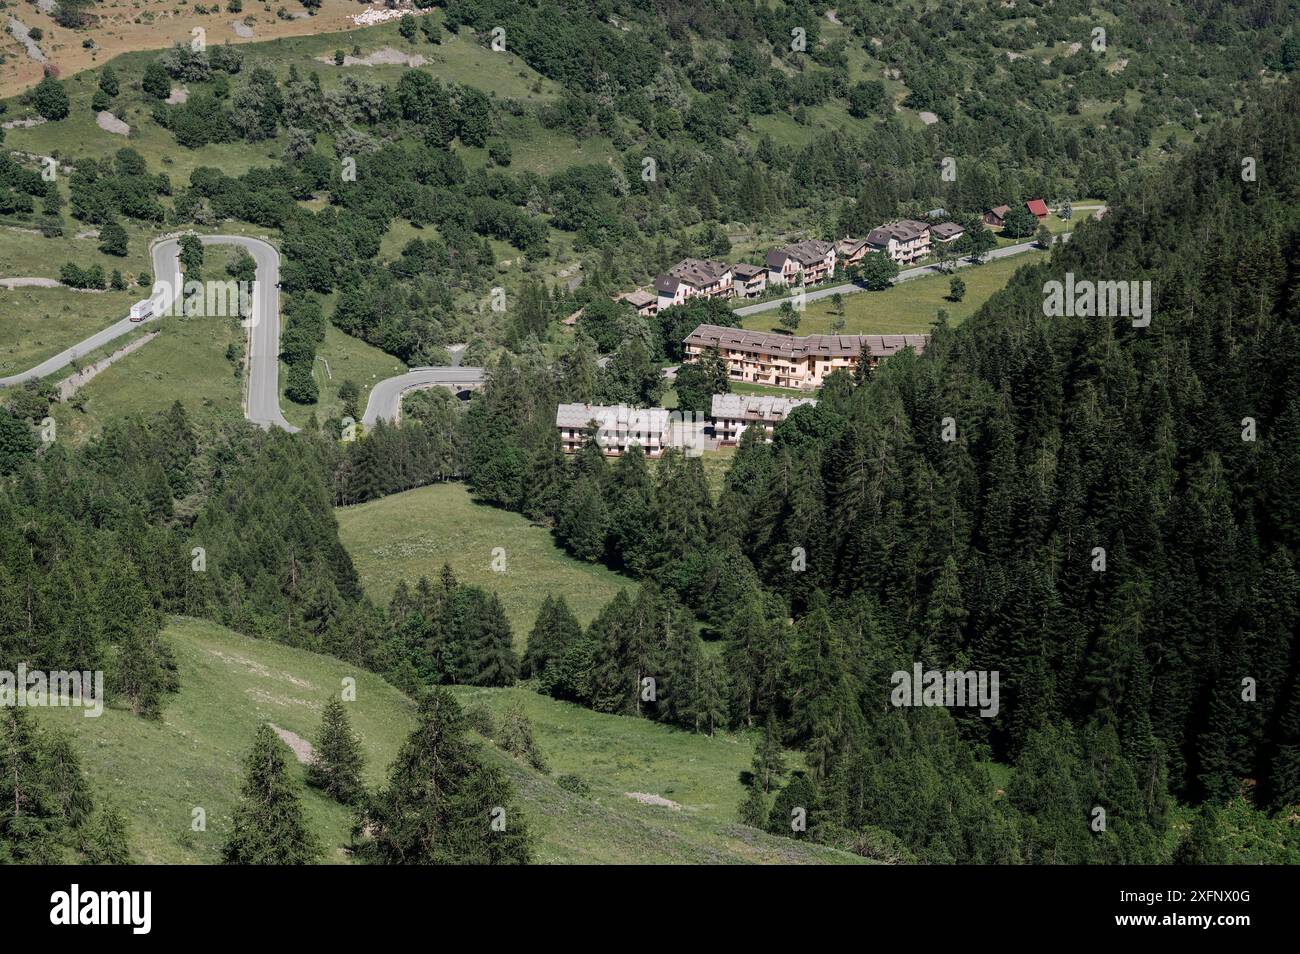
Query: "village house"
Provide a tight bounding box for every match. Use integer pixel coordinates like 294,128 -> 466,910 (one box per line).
931,222 -> 966,244
766,240 -> 838,287
983,205 -> 1011,228
616,290 -> 658,317
711,393 -> 817,444
731,262 -> 768,298
556,403 -> 670,458
683,324 -> 929,391
654,258 -> 734,311
1025,198 -> 1050,221
866,220 -> 932,265
836,237 -> 871,269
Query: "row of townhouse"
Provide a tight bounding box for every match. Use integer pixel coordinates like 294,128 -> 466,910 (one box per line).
555,393 -> 818,457
648,242 -> 840,316
682,323 -> 929,391
616,208 -> 998,319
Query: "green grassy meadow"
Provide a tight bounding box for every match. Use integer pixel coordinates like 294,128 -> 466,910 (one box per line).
337,482 -> 634,640
37,616 -> 858,864
49,306 -> 245,443
0,285 -> 139,373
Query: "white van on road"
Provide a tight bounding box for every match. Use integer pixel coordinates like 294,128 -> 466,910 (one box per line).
129,299 -> 156,322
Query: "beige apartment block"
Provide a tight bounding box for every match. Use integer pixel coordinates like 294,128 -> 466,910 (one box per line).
711,393 -> 818,444
684,324 -> 929,390
556,403 -> 671,457
865,220 -> 932,265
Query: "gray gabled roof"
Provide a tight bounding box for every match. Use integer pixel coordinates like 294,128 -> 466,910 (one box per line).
684,324 -> 928,360
555,402 -> 669,435
711,392 -> 817,422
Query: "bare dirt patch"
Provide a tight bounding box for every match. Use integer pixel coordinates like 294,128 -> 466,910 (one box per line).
268,724 -> 315,764
96,111 -> 130,136
1,117 -> 46,130
166,87 -> 189,105
918,111 -> 939,125
625,792 -> 683,810
231,20 -> 255,39
0,0 -> 380,97
316,46 -> 428,68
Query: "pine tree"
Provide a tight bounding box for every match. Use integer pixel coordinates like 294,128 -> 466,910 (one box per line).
467,593 -> 518,687
222,725 -> 320,865
1173,806 -> 1229,864
101,562 -> 172,718
355,688 -> 531,864
557,474 -> 609,562
499,702 -> 548,772
752,717 -> 787,793
306,698 -> 366,805
522,594 -> 581,687
82,806 -> 132,865
738,785 -> 769,828
0,707 -> 88,863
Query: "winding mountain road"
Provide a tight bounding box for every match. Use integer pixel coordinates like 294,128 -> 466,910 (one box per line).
0,237 -> 182,387
0,234 -> 478,433
361,367 -> 484,429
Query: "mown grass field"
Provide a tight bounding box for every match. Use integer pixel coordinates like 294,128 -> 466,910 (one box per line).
741,248 -> 1049,336
37,616 -> 858,864
337,482 -> 634,640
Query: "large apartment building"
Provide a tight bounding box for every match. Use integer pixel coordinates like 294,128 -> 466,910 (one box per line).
865,220 -> 932,265
711,393 -> 817,444
556,403 -> 670,457
766,240 -> 838,287
654,258 -> 734,312
683,324 -> 929,390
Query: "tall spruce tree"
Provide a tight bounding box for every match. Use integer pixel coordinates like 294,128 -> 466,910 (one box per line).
306,698 -> 366,805
354,688 -> 531,864
222,724 -> 320,865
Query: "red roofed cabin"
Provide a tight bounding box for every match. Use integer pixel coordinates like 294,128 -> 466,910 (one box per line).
1025,198 -> 1049,221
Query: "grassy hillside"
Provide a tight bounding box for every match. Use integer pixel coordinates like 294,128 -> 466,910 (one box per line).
36,616 -> 415,864
337,482 -> 633,639
37,616 -> 858,864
